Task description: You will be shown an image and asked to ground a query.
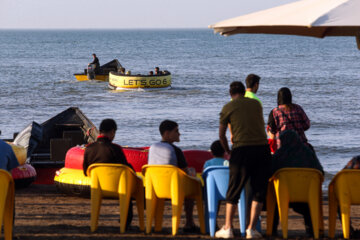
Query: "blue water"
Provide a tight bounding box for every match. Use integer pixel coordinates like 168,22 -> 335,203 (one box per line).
0,29 -> 359,174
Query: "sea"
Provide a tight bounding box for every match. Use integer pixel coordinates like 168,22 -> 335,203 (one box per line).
0,29 -> 359,176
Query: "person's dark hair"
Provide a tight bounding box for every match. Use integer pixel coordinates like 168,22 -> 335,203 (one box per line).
210,140 -> 225,157
99,119 -> 117,133
277,87 -> 293,109
92,53 -> 96,57
245,74 -> 261,88
229,81 -> 245,96
159,120 -> 178,136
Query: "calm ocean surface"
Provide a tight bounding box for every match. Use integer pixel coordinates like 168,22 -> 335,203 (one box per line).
0,29 -> 359,174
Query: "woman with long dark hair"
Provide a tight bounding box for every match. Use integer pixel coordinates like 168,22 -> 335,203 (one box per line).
267,87 -> 310,149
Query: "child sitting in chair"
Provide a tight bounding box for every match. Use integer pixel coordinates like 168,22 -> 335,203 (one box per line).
203,140 -> 229,170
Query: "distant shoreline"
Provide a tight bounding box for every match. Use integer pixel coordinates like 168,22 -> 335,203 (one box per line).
0,28 -> 211,31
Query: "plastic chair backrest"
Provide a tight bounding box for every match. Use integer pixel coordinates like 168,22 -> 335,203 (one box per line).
328,169 -> 360,239
0,169 -> 15,240
142,164 -> 205,235
271,168 -> 324,202
87,163 -> 144,233
141,165 -> 187,199
0,170 -> 12,224
331,169 -> 360,203
87,163 -> 135,198
268,168 -> 324,239
202,166 -> 258,236
202,166 -> 229,198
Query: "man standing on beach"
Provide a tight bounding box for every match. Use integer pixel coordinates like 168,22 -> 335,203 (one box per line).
215,81 -> 271,239
245,74 -> 261,105
148,120 -> 199,233
244,73 -> 262,226
83,118 -> 134,229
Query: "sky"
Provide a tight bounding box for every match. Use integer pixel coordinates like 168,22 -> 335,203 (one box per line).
0,0 -> 298,29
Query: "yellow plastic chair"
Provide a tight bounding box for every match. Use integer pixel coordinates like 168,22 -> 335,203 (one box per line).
266,168 -> 324,239
0,169 -> 15,240
87,163 -> 144,233
328,169 -> 360,239
142,165 -> 205,235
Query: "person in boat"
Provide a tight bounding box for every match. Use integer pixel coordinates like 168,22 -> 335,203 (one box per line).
147,120 -> 199,233
118,67 -> 126,75
88,53 -> 100,74
0,139 -> 19,171
83,118 -> 134,229
216,81 -> 271,239
155,67 -> 162,75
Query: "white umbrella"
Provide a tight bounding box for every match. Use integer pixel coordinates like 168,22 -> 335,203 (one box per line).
209,0 -> 360,49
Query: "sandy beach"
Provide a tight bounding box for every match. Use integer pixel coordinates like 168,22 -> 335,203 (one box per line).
12,184 -> 358,239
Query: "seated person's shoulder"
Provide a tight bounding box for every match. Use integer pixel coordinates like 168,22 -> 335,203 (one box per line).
0,140 -> 10,149
150,141 -> 169,149
85,141 -> 97,150
203,157 -> 227,169
170,142 -> 182,152
344,155 -> 360,169
112,143 -> 122,149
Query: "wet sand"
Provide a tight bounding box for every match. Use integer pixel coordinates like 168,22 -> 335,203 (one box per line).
13,184 -> 359,239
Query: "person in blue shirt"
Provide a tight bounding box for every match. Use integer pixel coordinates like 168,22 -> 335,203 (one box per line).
203,140 -> 229,169
0,139 -> 19,171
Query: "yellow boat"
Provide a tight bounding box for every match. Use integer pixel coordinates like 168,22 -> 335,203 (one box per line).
108,71 -> 172,90
74,59 -> 122,81
74,74 -> 109,81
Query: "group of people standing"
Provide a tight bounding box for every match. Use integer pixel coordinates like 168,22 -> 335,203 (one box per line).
215,74 -> 324,238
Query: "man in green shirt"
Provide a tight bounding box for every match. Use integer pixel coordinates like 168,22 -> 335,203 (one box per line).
215,81 -> 271,239
244,74 -> 261,105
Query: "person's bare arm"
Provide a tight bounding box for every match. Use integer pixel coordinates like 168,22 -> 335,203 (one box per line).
219,124 -> 231,155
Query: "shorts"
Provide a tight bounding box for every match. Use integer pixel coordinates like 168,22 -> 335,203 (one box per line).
225,145 -> 271,204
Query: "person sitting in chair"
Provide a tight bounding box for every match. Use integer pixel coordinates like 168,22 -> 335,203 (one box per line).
148,120 -> 199,233
83,119 -> 134,229
271,130 -> 323,237
203,140 -> 229,169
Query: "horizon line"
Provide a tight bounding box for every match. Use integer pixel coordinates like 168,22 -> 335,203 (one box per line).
0,27 -> 211,31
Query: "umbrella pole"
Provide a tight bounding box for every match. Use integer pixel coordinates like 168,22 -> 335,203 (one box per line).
356,35 -> 360,50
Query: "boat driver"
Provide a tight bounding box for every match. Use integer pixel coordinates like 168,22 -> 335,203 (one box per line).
88,53 -> 100,74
